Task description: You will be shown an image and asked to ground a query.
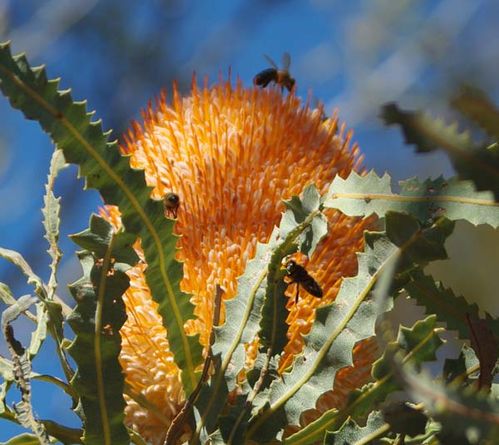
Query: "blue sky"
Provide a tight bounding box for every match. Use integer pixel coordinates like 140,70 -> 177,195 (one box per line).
1,0 -> 498,440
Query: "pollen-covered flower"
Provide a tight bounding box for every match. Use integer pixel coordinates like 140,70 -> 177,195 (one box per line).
110,80 -> 376,443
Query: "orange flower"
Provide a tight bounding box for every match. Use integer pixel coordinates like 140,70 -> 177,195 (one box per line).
108,79 -> 376,443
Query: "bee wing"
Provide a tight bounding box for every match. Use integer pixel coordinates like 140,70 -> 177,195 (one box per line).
264,54 -> 278,69
282,52 -> 291,71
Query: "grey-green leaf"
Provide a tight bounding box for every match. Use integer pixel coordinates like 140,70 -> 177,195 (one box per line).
324,411 -> 387,445
325,171 -> 499,227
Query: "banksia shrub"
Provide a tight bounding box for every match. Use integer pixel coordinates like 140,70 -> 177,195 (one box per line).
104,80 -> 377,442
0,43 -> 498,445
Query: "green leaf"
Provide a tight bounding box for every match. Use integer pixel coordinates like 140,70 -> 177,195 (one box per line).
324,411 -> 388,445
193,188 -> 327,441
385,212 -> 454,268
42,148 -> 67,298
66,217 -> 133,445
0,249 -> 70,379
0,381 -> 8,414
283,184 -> 328,254
381,102 -> 473,153
466,316 -> 499,391
284,316 -> 443,445
262,185 -> 327,352
0,248 -> 47,302
248,235 -> 396,441
70,214 -> 138,265
396,366 -> 499,444
381,102 -> 499,201
1,295 -> 37,325
0,41 -> 202,392
382,401 -> 428,437
41,420 -> 83,444
325,171 -> 499,227
452,86 -> 499,142
0,282 -> 16,305
373,315 -> 443,379
444,344 -> 480,385
0,357 -> 14,381
27,303 -> 48,359
405,270 -> 499,341
0,434 -> 43,445
1,316 -> 49,444
249,213 -> 453,442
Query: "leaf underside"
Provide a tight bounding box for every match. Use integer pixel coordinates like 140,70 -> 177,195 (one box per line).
326,170 -> 499,227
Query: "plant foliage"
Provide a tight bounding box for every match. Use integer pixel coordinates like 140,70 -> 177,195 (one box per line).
0,42 -> 498,445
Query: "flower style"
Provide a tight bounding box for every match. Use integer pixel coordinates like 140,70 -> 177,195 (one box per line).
107,79 -> 376,443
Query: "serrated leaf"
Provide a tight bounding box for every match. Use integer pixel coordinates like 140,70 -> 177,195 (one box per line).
66,218 -> 132,445
452,86 -> 499,142
0,282 -> 16,305
283,184 -> 328,254
405,270 -> 499,342
385,212 -> 454,269
0,248 -> 47,302
0,251 -> 68,377
444,344 -> 480,385
193,188 -> 326,441
0,42 -> 202,392
248,236 -> 396,441
381,102 -> 499,201
27,303 -> 48,359
249,213 -> 453,441
325,171 -> 499,227
324,411 -> 388,445
284,316 -> 443,445
2,318 -> 49,444
43,148 -> 67,299
70,214 -> 138,265
396,366 -> 499,444
373,315 -> 443,379
381,102 -> 473,153
262,186 -> 327,353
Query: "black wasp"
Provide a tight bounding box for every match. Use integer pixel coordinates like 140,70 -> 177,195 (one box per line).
253,52 -> 295,92
284,259 -> 323,303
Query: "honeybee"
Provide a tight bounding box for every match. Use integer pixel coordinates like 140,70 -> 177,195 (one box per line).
253,52 -> 295,92
283,259 -> 323,303
163,192 -> 180,218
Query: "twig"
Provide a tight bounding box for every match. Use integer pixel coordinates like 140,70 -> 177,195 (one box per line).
163,285 -> 224,445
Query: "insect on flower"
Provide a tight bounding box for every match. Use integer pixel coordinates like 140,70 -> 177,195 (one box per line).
163,192 -> 180,218
283,258 -> 323,303
253,52 -> 295,92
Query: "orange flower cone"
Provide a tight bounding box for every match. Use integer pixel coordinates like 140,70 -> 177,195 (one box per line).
106,79 -> 377,443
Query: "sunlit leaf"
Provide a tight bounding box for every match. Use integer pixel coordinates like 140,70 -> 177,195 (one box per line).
284,316 -> 443,445
324,411 -> 388,445
0,41 -> 202,392
325,171 -> 499,227
67,216 -> 133,445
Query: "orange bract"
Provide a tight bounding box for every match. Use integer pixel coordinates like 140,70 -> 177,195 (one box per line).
108,79 -> 376,443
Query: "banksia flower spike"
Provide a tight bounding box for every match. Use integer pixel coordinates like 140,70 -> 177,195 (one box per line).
109,79 -> 376,442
